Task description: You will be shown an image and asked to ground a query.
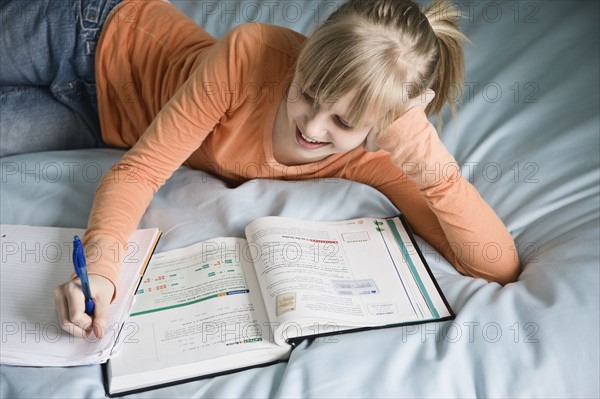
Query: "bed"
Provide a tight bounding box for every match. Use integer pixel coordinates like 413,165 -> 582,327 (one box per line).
1,0 -> 598,397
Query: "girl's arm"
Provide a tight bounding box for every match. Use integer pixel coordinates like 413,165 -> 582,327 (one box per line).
84,23 -> 259,291
55,24 -> 260,337
374,106 -> 520,285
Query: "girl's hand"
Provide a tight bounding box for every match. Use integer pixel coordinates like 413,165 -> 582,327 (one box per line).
363,89 -> 436,152
54,274 -> 115,339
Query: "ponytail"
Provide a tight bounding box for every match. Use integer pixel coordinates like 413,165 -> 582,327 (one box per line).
423,0 -> 469,121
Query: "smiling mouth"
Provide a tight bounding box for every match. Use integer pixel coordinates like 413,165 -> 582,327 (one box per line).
295,127 -> 328,150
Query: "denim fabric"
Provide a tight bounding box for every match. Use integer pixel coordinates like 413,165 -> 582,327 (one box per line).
0,0 -> 122,157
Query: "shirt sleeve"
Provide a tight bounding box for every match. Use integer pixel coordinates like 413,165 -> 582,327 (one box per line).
83,24 -> 262,298
370,107 -> 520,285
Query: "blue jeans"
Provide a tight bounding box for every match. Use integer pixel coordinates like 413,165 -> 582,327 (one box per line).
0,0 -> 122,157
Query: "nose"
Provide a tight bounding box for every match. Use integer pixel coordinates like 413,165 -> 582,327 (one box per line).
303,110 -> 329,140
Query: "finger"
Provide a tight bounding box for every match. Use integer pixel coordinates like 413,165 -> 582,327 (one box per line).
363,129 -> 380,152
54,285 -> 76,334
406,89 -> 436,110
63,280 -> 94,335
54,284 -> 90,338
423,89 -> 436,104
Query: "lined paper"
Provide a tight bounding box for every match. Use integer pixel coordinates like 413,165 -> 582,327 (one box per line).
0,225 -> 160,366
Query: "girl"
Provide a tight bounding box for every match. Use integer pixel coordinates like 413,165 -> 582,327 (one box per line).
2,0 -> 520,338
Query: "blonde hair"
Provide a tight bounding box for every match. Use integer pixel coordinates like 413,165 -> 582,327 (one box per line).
294,0 -> 468,133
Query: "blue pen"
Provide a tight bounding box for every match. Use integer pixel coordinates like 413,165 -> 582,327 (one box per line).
73,235 -> 95,316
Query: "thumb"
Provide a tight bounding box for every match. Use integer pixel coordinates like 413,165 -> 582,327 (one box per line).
91,298 -> 110,339
88,274 -> 115,339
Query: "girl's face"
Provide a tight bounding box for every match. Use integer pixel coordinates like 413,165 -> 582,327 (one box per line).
273,74 -> 375,166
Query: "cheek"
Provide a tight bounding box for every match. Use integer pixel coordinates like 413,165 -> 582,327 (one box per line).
334,131 -> 369,151
286,98 -> 308,122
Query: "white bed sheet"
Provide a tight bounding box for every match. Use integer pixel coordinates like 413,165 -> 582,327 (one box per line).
1,0 -> 598,398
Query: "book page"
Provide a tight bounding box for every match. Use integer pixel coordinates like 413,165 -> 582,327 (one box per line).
245,217 -> 452,344
109,236 -> 286,388
0,225 -> 160,366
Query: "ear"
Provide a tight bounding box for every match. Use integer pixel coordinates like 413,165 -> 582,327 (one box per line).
363,128 -> 380,152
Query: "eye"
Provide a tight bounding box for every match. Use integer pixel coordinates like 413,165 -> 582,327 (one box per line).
335,116 -> 354,131
301,91 -> 315,103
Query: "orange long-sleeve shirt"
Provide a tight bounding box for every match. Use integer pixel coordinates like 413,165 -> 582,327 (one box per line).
88,0 -> 519,296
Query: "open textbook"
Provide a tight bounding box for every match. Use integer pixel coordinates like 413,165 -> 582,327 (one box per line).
0,225 -> 161,367
107,216 -> 454,395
